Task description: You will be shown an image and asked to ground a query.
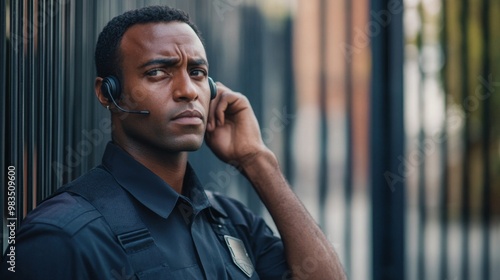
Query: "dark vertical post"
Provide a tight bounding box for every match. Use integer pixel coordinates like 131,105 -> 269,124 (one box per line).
459,0 -> 470,278
318,0 -> 329,232
47,0 -> 56,192
239,6 -> 264,214
55,0 -> 64,187
283,17 -> 295,183
370,0 -> 405,279
415,3 -> 426,279
45,0 -> 55,197
36,0 -> 45,204
13,0 -> 25,220
38,0 -> 47,200
480,0 -> 491,279
0,0 -> 8,253
343,0 -> 354,275
26,0 -> 35,212
439,0 -> 449,279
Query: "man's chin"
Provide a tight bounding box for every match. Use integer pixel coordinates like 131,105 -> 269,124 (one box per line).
182,144 -> 202,152
171,136 -> 204,152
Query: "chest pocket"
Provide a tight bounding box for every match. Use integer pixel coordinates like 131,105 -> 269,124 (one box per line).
116,228 -> 174,280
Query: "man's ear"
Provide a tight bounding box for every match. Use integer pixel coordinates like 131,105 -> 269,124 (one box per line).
95,77 -> 110,108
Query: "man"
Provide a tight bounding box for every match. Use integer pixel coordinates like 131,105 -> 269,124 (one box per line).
1,6 -> 345,280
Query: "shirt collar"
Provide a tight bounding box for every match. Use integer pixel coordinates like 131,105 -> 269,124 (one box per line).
101,142 -> 212,219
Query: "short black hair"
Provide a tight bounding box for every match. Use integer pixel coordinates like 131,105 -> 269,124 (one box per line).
94,5 -> 202,78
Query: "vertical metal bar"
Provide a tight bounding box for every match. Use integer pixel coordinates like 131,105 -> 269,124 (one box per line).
239,6 -> 263,214
0,0 -> 9,253
55,0 -> 64,186
86,0 -> 95,171
38,0 -> 45,199
74,0 -> 82,176
51,0 -> 58,187
416,3 -> 426,279
39,1 -> 51,196
17,0 -> 26,219
370,0 -> 405,279
62,0 -> 73,183
45,0 -> 55,196
439,0 -> 450,279
459,0 -> 470,278
91,0 -> 102,168
34,1 -> 46,203
416,98 -> 426,277
60,0 -> 68,185
480,0 -> 491,279
77,2 -> 85,173
26,0 -> 35,212
67,0 -> 79,178
11,0 -> 18,218
283,17 -> 295,183
343,0 -> 354,275
317,0 -> 329,232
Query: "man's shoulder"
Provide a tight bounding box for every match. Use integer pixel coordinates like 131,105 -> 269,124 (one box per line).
21,191 -> 103,237
22,166 -> 115,234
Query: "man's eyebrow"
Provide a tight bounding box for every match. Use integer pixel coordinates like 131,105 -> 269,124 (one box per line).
139,58 -> 180,68
188,58 -> 209,67
139,57 -> 209,69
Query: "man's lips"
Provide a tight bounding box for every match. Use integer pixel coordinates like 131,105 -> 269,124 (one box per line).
171,110 -> 204,125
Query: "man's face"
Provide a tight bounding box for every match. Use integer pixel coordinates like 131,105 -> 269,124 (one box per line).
116,22 -> 211,153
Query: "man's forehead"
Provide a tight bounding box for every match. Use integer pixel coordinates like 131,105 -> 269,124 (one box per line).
120,21 -> 206,58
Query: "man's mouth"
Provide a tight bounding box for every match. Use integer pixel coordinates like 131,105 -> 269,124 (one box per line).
171,110 -> 204,125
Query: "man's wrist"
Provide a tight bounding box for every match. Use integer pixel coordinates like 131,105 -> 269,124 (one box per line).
239,148 -> 279,182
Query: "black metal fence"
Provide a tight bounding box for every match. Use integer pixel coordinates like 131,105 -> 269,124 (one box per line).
402,1 -> 500,280
1,1 -> 499,280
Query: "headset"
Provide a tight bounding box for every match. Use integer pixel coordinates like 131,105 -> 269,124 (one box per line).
101,76 -> 217,114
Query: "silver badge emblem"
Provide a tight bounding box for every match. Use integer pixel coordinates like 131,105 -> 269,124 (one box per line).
224,235 -> 254,278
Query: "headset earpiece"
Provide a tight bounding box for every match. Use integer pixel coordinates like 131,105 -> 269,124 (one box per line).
101,76 -> 121,101
208,77 -> 217,100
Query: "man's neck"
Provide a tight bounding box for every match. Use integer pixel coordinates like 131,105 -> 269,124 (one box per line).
115,140 -> 188,194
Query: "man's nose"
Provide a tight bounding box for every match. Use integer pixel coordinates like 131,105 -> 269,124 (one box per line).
172,73 -> 198,102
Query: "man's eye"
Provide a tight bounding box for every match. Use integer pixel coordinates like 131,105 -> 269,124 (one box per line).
147,69 -> 165,77
190,69 -> 206,77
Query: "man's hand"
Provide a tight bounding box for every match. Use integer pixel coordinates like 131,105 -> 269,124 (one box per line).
205,82 -> 270,167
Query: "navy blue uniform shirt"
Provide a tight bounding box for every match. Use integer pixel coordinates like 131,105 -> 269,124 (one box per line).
1,142 -> 288,279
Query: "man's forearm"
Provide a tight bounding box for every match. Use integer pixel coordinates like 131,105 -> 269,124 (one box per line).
240,150 -> 346,280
